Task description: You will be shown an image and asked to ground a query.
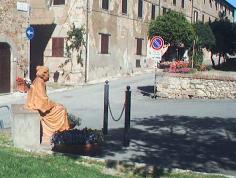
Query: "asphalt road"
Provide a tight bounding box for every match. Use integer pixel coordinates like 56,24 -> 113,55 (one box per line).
0,72 -> 236,176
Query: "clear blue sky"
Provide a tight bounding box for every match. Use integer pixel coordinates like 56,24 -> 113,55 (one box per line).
227,0 -> 236,7
227,0 -> 236,21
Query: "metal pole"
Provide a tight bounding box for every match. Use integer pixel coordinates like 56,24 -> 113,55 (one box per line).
103,80 -> 109,135
153,65 -> 157,98
124,86 -> 131,147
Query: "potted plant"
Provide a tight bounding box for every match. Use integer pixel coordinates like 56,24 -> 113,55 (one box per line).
51,128 -> 104,155
16,77 -> 29,93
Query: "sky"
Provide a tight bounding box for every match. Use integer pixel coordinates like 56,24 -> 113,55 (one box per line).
226,0 -> 236,21
227,0 -> 236,7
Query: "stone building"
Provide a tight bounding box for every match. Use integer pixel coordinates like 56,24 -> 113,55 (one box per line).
28,0 -> 234,84
0,0 -> 29,93
0,0 -> 235,93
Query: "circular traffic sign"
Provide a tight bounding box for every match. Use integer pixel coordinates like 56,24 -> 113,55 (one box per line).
150,36 -> 164,51
26,26 -> 35,40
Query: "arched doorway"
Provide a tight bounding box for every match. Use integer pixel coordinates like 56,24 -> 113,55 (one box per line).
0,43 -> 11,93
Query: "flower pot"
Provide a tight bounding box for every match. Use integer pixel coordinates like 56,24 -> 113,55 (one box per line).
17,83 -> 29,93
52,143 -> 101,156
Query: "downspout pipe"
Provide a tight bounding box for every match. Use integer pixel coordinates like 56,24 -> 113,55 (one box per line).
191,0 -> 194,23
85,0 -> 89,83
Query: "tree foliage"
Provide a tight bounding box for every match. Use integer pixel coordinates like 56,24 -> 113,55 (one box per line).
209,19 -> 236,55
192,22 -> 215,50
66,23 -> 85,66
191,22 -> 216,68
148,11 -> 194,48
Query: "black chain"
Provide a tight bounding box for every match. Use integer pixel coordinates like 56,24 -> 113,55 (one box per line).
108,101 -> 125,122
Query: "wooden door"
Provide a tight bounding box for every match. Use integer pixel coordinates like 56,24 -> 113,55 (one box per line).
0,43 -> 11,93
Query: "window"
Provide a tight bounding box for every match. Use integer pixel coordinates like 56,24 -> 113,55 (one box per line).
202,14 -> 204,22
53,0 -> 65,5
173,0 -> 176,6
181,0 -> 184,8
122,0 -> 127,14
52,38 -> 64,57
151,4 -> 155,20
136,38 -> 143,55
102,0 -> 109,10
136,59 -> 141,68
193,10 -> 198,22
100,33 -> 110,54
209,0 -> 212,8
215,2 -> 218,10
163,7 -> 167,15
138,0 -> 143,18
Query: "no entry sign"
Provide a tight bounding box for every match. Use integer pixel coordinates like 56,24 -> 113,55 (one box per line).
150,36 -> 164,51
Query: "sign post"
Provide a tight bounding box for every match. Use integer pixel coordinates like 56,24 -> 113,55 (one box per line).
25,26 -> 34,79
149,36 -> 164,98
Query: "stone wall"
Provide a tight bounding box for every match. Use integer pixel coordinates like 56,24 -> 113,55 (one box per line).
156,75 -> 236,99
0,0 -> 29,92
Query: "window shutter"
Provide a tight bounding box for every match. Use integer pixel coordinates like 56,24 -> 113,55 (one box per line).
102,0 -> 109,10
181,0 -> 184,8
52,38 -> 64,57
122,0 -> 127,14
138,0 -> 143,18
53,0 -> 65,5
101,34 -> 109,54
151,4 -> 155,20
136,38 -> 142,55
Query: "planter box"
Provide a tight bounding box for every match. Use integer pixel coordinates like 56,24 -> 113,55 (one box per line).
52,143 -> 102,156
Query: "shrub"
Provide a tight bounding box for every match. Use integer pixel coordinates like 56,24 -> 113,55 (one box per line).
51,128 -> 104,146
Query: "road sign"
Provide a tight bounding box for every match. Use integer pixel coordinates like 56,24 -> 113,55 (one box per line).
150,36 -> 164,51
151,51 -> 162,61
26,27 -> 34,40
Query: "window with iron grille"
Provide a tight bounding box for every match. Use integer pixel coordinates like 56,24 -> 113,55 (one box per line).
138,0 -> 143,18
53,0 -> 65,5
52,38 -> 64,57
122,0 -> 127,14
136,38 -> 143,55
102,0 -> 109,10
173,0 -> 176,6
151,4 -> 156,20
100,33 -> 110,54
181,0 -> 184,8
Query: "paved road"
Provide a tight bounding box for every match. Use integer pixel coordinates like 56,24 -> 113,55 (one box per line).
1,72 -> 236,176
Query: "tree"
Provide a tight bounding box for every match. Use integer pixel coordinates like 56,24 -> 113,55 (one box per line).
192,22 -> 216,67
59,23 -> 85,73
209,19 -> 236,65
148,11 -> 194,48
66,23 -> 85,67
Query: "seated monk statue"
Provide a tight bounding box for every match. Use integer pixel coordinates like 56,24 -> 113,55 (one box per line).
25,66 -> 70,144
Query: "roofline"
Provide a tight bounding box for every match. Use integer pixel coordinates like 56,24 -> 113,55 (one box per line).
222,0 -> 236,10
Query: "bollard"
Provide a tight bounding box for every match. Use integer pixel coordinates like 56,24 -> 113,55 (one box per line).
103,80 -> 109,135
124,86 -> 131,147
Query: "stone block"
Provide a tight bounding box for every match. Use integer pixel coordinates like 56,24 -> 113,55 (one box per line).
11,104 -> 41,150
